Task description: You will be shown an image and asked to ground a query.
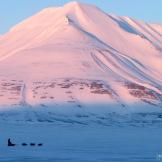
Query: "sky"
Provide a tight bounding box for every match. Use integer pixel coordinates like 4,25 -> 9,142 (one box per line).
0,0 -> 161,34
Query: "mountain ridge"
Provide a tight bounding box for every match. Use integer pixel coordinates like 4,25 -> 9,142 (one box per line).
0,2 -> 162,122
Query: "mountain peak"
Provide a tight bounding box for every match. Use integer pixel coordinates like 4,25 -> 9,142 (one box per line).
42,1 -> 83,12
63,1 -> 94,10
64,1 -> 81,7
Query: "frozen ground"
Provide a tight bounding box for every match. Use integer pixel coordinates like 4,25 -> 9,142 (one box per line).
0,123 -> 162,162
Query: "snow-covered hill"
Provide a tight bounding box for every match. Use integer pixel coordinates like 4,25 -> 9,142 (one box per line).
0,1 -> 162,123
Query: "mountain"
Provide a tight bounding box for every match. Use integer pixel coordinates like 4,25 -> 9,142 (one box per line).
0,1 -> 162,123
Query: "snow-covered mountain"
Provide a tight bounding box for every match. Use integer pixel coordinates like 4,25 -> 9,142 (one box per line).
0,1 -> 162,123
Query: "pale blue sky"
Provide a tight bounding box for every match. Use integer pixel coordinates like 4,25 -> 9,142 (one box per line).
0,0 -> 161,34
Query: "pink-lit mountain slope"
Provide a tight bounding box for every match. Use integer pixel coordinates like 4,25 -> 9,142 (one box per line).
0,1 -> 162,121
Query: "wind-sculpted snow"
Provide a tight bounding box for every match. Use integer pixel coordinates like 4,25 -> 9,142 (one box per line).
0,1 -> 162,123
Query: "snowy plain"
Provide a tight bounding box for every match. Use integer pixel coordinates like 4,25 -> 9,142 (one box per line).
0,123 -> 162,162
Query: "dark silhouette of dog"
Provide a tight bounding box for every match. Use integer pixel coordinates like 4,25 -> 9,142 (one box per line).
22,143 -> 28,146
30,143 -> 36,146
38,143 -> 43,146
8,138 -> 16,146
